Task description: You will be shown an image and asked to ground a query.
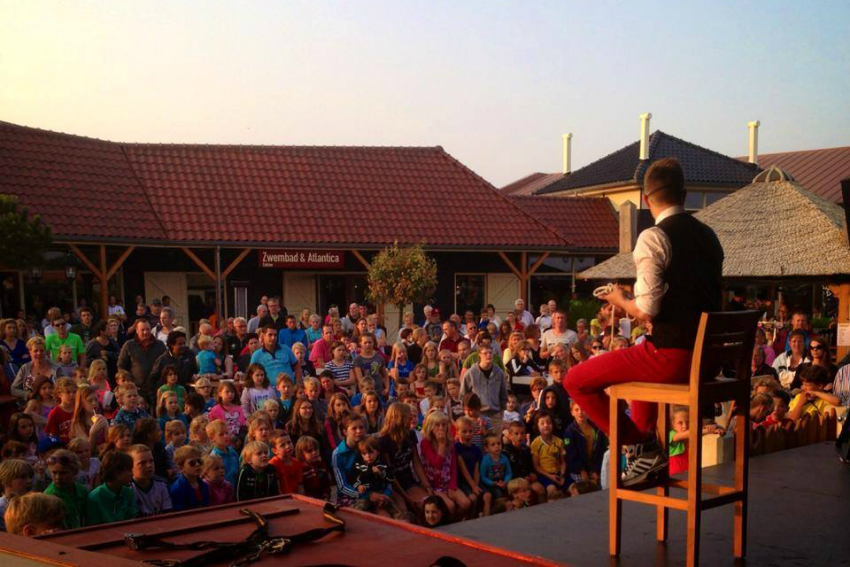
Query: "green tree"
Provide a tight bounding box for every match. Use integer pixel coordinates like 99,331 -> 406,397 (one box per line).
367,243 -> 437,329
0,195 -> 52,270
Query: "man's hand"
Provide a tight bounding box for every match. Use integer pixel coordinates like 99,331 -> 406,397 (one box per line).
357,485 -> 366,494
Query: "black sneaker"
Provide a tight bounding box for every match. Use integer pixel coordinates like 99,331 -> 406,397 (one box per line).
621,438 -> 668,488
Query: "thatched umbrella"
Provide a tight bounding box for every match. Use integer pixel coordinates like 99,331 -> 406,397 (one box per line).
579,166 -> 850,357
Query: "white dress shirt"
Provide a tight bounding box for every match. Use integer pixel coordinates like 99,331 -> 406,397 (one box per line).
632,205 -> 684,318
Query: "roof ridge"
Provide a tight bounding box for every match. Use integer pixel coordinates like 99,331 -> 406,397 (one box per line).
651,130 -> 759,172
0,119 -> 118,145
510,194 -> 610,202
437,148 -> 574,247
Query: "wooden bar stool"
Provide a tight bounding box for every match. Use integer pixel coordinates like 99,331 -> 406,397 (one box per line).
608,310 -> 761,567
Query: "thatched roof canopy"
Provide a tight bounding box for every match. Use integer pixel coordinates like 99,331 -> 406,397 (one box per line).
579,167 -> 850,281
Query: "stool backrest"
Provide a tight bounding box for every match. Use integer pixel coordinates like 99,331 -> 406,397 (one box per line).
689,310 -> 761,389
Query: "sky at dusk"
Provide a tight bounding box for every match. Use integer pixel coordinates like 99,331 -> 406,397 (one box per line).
1,1 -> 848,186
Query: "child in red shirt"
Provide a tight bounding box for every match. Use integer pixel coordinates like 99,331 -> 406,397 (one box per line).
295,435 -> 330,499
269,434 -> 302,494
760,390 -> 793,429
44,378 -> 77,443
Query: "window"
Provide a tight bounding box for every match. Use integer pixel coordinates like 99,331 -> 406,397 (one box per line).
684,191 -> 704,210
455,274 -> 485,317
704,192 -> 726,206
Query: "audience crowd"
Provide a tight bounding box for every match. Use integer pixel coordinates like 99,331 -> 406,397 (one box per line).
0,294 -> 845,535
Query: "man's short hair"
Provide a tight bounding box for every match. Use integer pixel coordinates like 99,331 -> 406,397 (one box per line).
166,330 -> 187,348
644,158 -> 686,205
788,329 -> 807,342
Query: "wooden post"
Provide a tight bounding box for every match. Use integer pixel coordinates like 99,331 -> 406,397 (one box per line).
828,283 -> 850,361
214,246 -> 223,322
99,245 -> 108,320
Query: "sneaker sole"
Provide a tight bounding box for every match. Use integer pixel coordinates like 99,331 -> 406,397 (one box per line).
622,462 -> 669,488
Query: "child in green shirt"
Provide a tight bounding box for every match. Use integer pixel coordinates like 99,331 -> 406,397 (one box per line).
86,450 -> 137,525
44,449 -> 88,529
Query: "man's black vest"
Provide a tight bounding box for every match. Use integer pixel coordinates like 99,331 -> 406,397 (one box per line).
650,213 -> 724,349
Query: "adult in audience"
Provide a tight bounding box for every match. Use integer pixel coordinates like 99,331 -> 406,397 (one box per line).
226,317 -> 251,357
85,321 -> 120,382
540,311 -> 578,358
70,307 -> 95,344
258,297 -> 287,331
247,304 -> 268,334
154,307 -> 177,344
117,319 -> 167,402
515,299 -> 535,328
151,330 -> 198,386
309,325 -> 335,369
250,326 -> 301,387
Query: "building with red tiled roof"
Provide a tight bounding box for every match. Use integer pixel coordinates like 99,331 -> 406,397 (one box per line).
0,120 -> 617,329
736,146 -> 850,204
501,172 -> 565,196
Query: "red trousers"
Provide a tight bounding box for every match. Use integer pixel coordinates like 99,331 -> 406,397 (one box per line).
563,340 -> 692,445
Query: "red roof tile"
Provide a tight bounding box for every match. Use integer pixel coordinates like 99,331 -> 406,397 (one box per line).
509,195 -> 618,250
500,172 -> 565,196
0,121 -> 572,250
0,121 -> 166,241
737,146 -> 850,204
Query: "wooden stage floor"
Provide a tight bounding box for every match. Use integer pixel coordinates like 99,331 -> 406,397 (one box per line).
442,442 -> 850,567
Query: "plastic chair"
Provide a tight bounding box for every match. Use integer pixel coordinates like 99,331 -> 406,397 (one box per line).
608,310 -> 760,567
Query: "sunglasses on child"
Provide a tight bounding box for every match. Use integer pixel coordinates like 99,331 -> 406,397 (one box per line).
46,455 -> 75,467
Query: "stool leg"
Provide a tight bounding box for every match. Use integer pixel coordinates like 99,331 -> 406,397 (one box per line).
609,393 -> 622,557
686,402 -> 703,567
734,392 -> 749,558
656,403 -> 669,543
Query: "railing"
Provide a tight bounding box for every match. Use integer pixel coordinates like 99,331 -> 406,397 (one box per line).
751,409 -> 839,456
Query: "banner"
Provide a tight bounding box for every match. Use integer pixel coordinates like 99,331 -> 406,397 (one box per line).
259,249 -> 345,269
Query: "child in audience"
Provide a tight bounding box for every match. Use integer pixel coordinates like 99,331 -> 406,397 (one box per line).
564,401 -> 605,486
531,411 -> 567,500
87,450 -> 137,524
246,413 -> 273,447
761,390 -> 793,429
296,435 -> 331,500
4,493 -> 65,536
55,345 -> 78,378
130,444 -> 173,517
410,364 -> 428,399
113,384 -> 150,432
7,413 -> 38,465
236,441 -> 279,501
24,376 -> 54,440
196,335 -> 218,375
207,419 -> 239,486
422,494 -> 450,528
540,386 -> 566,438
133,417 -> 172,481
503,420 -> 545,504
157,365 -> 187,410
446,378 -> 465,421
0,459 -> 34,531
276,373 -> 295,422
359,392 -> 384,434
455,416 -> 488,517
350,435 -> 406,519
463,393 -> 493,450
241,364 -> 276,416
44,378 -> 77,443
208,381 -> 245,442
750,393 -> 774,427
418,381 -> 438,415
419,411 -> 470,520
325,392 -> 352,451
68,437 -> 100,490
331,414 -> 368,507
88,360 -> 113,414
164,420 -> 187,475
479,432 -> 512,515
157,391 -> 189,435
101,424 -> 133,457
202,453 -> 234,506
269,434 -> 302,495
502,392 -> 521,425
506,477 -> 533,511
170,445 -> 209,510
667,405 -> 723,475
264,399 -> 285,430
787,365 -> 834,422
189,415 -> 212,454
301,376 -> 327,422
184,393 -> 206,421
286,398 -> 325,453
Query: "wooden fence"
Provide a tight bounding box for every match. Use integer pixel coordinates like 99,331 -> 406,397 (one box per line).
751,409 -> 839,457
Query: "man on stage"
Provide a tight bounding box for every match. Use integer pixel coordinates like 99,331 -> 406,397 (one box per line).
564,157 -> 724,486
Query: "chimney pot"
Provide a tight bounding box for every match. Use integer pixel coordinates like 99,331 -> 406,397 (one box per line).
748,120 -> 761,165
639,113 -> 652,160
563,133 -> 573,174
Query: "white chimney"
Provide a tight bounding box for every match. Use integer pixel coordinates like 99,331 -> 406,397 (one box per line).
562,133 -> 573,174
639,112 -> 652,160
748,120 -> 760,165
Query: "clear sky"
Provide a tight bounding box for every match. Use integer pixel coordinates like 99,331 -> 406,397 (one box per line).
1,1 -> 848,186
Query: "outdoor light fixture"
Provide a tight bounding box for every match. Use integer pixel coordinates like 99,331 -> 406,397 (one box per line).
64,252 -> 79,282
30,265 -> 43,283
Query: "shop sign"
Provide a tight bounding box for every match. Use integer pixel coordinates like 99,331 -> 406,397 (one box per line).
259,249 -> 345,269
